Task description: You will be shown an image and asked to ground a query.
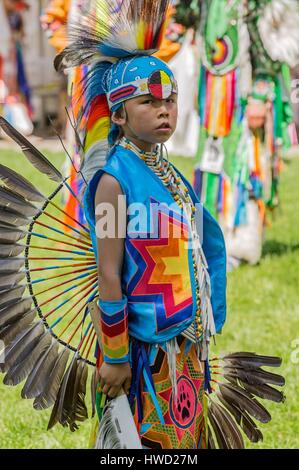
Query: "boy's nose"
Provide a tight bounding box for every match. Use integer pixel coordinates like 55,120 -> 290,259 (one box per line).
158,104 -> 169,117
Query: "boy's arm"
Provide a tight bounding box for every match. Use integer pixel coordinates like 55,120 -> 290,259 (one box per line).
94,173 -> 131,398
95,173 -> 125,301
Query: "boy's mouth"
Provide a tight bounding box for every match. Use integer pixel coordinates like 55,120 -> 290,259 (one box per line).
156,122 -> 171,131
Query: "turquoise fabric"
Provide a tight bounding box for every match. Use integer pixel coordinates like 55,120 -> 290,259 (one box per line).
84,145 -> 227,342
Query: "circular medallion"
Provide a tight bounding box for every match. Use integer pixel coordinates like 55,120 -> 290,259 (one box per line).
203,25 -> 238,74
169,376 -> 197,429
212,36 -> 234,70
148,70 -> 173,100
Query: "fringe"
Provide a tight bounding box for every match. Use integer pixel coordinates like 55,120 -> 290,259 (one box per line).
166,338 -> 180,401
183,202 -> 216,361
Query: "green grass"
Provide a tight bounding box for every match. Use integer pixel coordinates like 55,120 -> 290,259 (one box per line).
0,148 -> 299,448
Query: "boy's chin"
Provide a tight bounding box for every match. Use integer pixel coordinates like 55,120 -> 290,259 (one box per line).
155,134 -> 173,144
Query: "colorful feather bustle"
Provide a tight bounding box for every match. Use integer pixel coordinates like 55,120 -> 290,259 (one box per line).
70,63 -> 110,184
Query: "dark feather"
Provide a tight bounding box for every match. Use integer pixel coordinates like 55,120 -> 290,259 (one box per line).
209,399 -> 244,449
217,393 -> 263,443
0,186 -> 38,218
218,382 -> 271,424
0,310 -> 36,347
0,225 -> 26,244
33,347 -> 70,410
4,330 -> 52,386
208,405 -> 229,449
0,271 -> 26,291
47,353 -> 78,430
21,339 -> 59,399
0,297 -> 32,330
222,352 -> 282,369
222,366 -> 285,387
0,207 -> 29,227
0,257 -> 25,274
68,360 -> 89,431
1,320 -> 43,373
0,243 -> 25,258
0,117 -> 63,183
50,356 -> 89,432
241,382 -> 286,403
0,163 -> 45,202
0,285 -> 26,310
240,412 -> 264,444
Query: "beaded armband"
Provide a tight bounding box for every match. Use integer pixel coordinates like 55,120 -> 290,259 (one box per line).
97,296 -> 129,364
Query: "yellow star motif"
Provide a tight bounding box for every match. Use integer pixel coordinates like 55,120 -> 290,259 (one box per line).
146,221 -> 192,307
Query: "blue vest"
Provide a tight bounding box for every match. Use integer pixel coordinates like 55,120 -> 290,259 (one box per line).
84,145 -> 227,344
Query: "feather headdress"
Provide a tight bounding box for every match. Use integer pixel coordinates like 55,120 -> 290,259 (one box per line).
55,0 -> 171,70
54,0 -> 174,183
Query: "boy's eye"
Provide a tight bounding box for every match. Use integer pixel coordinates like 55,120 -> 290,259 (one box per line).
142,99 -> 153,104
166,98 -> 175,103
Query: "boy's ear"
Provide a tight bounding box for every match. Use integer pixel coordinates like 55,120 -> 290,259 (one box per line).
111,107 -> 127,126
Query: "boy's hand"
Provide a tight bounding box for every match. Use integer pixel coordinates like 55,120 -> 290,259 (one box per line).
99,362 -> 132,398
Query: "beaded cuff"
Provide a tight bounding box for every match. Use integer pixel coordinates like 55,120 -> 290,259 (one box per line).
98,296 -> 129,364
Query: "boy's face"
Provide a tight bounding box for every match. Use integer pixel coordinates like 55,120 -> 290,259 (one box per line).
113,93 -> 178,146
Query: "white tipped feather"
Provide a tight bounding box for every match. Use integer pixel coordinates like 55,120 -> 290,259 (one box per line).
258,0 -> 299,67
95,393 -> 142,449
